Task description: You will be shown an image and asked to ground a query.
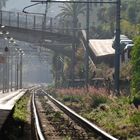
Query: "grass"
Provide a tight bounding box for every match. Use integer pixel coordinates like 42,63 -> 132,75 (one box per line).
13,94 -> 29,122
83,97 -> 140,139
47,86 -> 140,139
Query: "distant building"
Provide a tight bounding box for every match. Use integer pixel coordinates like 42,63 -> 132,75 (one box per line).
81,29 -> 133,66
89,39 -> 115,66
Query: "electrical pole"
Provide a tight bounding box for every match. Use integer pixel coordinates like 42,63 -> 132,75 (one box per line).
10,47 -> 13,91
71,6 -> 76,87
15,53 -> 19,90
19,51 -> 23,89
15,55 -> 17,90
4,46 -> 9,92
2,61 -> 5,93
114,0 -> 121,95
85,0 -> 90,91
2,54 -> 6,93
17,56 -> 19,90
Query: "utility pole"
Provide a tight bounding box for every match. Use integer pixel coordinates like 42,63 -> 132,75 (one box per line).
71,7 -> 76,87
15,50 -> 19,90
16,55 -> 19,90
2,60 -> 5,93
7,51 -> 9,92
9,40 -> 16,91
114,0 -> 121,95
4,46 -> 9,92
85,0 -> 90,91
11,49 -> 13,91
2,54 -> 6,93
15,55 -> 17,90
19,50 -> 23,89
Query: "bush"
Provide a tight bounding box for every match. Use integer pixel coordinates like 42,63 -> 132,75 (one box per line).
131,36 -> 140,95
62,95 -> 82,103
90,94 -> 109,108
130,112 -> 140,127
132,94 -> 140,108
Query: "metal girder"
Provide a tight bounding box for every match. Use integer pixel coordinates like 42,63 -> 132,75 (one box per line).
31,0 -> 117,4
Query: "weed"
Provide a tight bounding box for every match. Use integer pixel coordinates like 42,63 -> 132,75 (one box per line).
89,94 -> 110,108
47,87 -> 140,139
130,112 -> 140,127
62,95 -> 82,103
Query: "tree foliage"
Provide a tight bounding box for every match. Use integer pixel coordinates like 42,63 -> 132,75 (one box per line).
91,0 -> 140,39
121,0 -> 140,37
57,0 -> 86,29
131,36 -> 140,94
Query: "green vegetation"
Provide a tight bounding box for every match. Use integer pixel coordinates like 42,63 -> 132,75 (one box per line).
13,94 -> 29,122
62,95 -> 82,103
120,62 -> 132,80
89,94 -> 110,108
47,87 -> 140,139
39,95 -> 91,139
49,1 -> 140,139
121,0 -> 140,38
52,0 -> 140,87
130,36 -> 140,108
131,36 -> 140,94
90,0 -> 140,38
83,97 -> 140,139
57,1 -> 85,27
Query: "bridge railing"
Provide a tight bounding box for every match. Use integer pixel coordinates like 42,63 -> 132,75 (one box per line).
0,10 -> 69,34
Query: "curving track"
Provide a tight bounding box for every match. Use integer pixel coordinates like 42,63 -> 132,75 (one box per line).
31,88 -> 118,140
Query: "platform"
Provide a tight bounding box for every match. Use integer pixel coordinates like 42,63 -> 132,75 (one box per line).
0,90 -> 26,130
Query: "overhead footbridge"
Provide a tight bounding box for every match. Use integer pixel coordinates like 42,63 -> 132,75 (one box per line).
0,10 -> 73,56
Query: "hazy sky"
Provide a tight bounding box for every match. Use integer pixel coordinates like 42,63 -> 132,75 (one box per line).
2,0 -> 54,85
3,0 -> 31,11
1,0 -> 58,85
3,0 -> 61,17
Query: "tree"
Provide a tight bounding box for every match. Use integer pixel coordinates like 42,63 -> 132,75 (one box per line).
57,0 -> 86,86
57,1 -> 86,29
0,0 -> 8,10
96,4 -> 116,38
97,7 -> 107,25
131,36 -> 140,95
127,5 -> 137,24
121,0 -> 140,24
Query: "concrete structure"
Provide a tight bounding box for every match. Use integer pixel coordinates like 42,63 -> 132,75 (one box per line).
0,90 -> 26,130
0,10 -> 73,44
89,39 -> 115,66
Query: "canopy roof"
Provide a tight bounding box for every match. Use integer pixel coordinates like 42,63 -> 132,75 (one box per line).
89,39 -> 115,57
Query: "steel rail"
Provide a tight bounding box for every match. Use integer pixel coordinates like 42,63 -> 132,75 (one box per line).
32,92 -> 45,140
42,90 -> 118,140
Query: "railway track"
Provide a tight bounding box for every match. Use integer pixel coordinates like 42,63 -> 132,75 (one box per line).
31,88 -> 118,140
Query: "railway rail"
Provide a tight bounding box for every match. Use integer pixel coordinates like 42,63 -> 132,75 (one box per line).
31,90 -> 45,140
31,88 -> 118,140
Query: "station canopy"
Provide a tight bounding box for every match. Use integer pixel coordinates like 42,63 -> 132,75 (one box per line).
89,39 -> 114,57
